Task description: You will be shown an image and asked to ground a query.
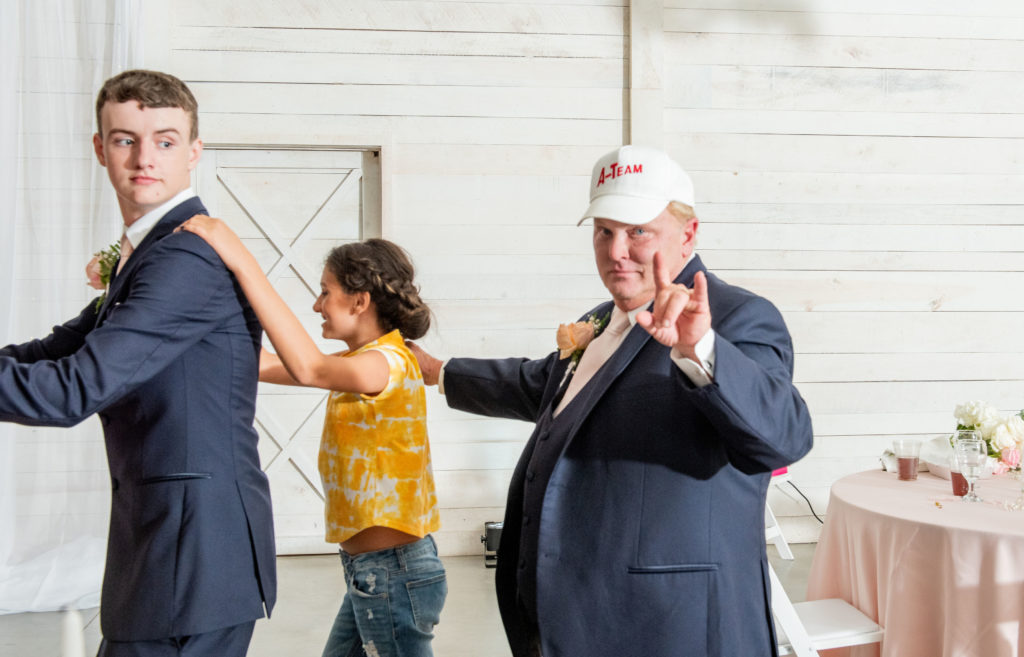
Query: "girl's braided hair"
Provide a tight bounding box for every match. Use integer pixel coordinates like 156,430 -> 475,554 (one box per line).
325,239 -> 431,340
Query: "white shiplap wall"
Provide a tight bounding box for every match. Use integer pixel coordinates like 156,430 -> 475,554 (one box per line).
145,0 -> 1024,553
665,0 -> 1024,541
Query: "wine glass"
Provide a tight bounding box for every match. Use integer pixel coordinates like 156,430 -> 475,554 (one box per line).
954,429 -> 981,443
1009,471 -> 1024,511
950,430 -> 981,496
954,438 -> 987,503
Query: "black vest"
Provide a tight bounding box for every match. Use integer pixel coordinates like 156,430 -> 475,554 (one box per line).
515,395 -> 581,621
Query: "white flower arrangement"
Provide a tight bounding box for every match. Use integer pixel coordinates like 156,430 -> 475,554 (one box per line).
953,400 -> 1024,472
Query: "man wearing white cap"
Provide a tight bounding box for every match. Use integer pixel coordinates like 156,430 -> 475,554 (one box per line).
412,145 -> 813,657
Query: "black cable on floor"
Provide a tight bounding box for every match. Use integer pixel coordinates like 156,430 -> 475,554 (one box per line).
787,480 -> 824,524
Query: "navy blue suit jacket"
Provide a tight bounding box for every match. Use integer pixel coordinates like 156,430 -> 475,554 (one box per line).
0,197 -> 276,640
445,255 -> 813,657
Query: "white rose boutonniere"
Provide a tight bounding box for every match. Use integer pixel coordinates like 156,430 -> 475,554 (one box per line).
86,241 -> 121,310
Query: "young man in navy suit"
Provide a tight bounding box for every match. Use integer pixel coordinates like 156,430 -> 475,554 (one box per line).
411,146 -> 814,657
0,70 -> 276,656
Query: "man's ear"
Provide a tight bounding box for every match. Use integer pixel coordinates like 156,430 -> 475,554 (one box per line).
92,133 -> 106,167
187,138 -> 204,172
682,216 -> 699,254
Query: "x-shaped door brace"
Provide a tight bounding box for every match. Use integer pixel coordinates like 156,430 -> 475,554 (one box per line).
256,395 -> 328,499
218,167 -> 360,294
216,166 -> 362,494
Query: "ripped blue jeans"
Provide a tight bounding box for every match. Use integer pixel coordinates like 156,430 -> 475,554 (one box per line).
322,535 -> 447,657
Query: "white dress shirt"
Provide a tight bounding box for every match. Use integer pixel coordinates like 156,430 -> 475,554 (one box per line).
123,188 -> 197,249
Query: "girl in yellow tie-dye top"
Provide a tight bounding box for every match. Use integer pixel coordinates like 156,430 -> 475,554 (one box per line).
179,218 -> 444,657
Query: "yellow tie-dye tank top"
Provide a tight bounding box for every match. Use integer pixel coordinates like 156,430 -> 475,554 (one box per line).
319,329 -> 441,543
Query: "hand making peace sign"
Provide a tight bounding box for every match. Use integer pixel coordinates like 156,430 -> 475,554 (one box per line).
635,252 -> 712,359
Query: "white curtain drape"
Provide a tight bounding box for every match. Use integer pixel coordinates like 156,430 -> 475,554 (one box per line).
0,0 -> 142,614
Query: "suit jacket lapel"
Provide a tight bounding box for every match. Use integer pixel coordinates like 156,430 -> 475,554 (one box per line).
563,320 -> 651,439
97,197 -> 207,323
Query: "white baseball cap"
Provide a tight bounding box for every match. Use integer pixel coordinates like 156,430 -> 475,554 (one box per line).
579,145 -> 695,225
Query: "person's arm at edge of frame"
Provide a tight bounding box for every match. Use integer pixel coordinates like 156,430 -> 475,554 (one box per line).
0,301 -> 101,364
0,234 -> 236,426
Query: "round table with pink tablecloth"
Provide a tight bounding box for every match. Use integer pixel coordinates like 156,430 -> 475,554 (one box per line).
807,469 -> 1024,657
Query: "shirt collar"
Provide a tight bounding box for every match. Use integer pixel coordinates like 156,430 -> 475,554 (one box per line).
123,188 -> 195,249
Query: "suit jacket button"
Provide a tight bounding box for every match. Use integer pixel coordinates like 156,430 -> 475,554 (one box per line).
526,470 -> 535,482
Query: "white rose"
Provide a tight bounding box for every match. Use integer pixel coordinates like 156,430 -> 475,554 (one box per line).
991,422 -> 1019,452
954,401 -> 1000,432
1005,416 -> 1024,444
978,416 -> 1002,440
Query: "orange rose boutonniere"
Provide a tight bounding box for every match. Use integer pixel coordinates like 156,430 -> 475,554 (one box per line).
556,312 -> 610,370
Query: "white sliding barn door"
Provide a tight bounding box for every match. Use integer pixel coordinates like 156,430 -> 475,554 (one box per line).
195,147 -> 381,554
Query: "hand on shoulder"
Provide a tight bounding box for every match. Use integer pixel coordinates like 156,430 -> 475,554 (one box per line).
406,341 -> 442,386
176,214 -> 248,270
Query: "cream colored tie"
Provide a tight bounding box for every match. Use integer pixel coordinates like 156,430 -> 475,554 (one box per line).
116,232 -> 134,275
554,308 -> 631,416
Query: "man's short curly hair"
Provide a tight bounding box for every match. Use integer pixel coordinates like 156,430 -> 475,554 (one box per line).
95,69 -> 199,141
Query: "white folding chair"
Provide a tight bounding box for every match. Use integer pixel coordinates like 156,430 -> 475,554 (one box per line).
769,563 -> 883,657
62,609 -> 86,657
765,470 -> 795,559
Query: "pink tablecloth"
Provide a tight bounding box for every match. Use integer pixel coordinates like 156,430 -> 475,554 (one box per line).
807,469 -> 1024,657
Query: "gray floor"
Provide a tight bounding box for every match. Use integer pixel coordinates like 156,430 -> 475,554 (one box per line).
0,544 -> 814,656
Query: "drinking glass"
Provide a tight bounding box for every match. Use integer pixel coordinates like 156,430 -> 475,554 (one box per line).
954,429 -> 981,443
954,438 -> 987,503
1007,469 -> 1024,511
950,430 -> 980,496
892,438 -> 922,481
